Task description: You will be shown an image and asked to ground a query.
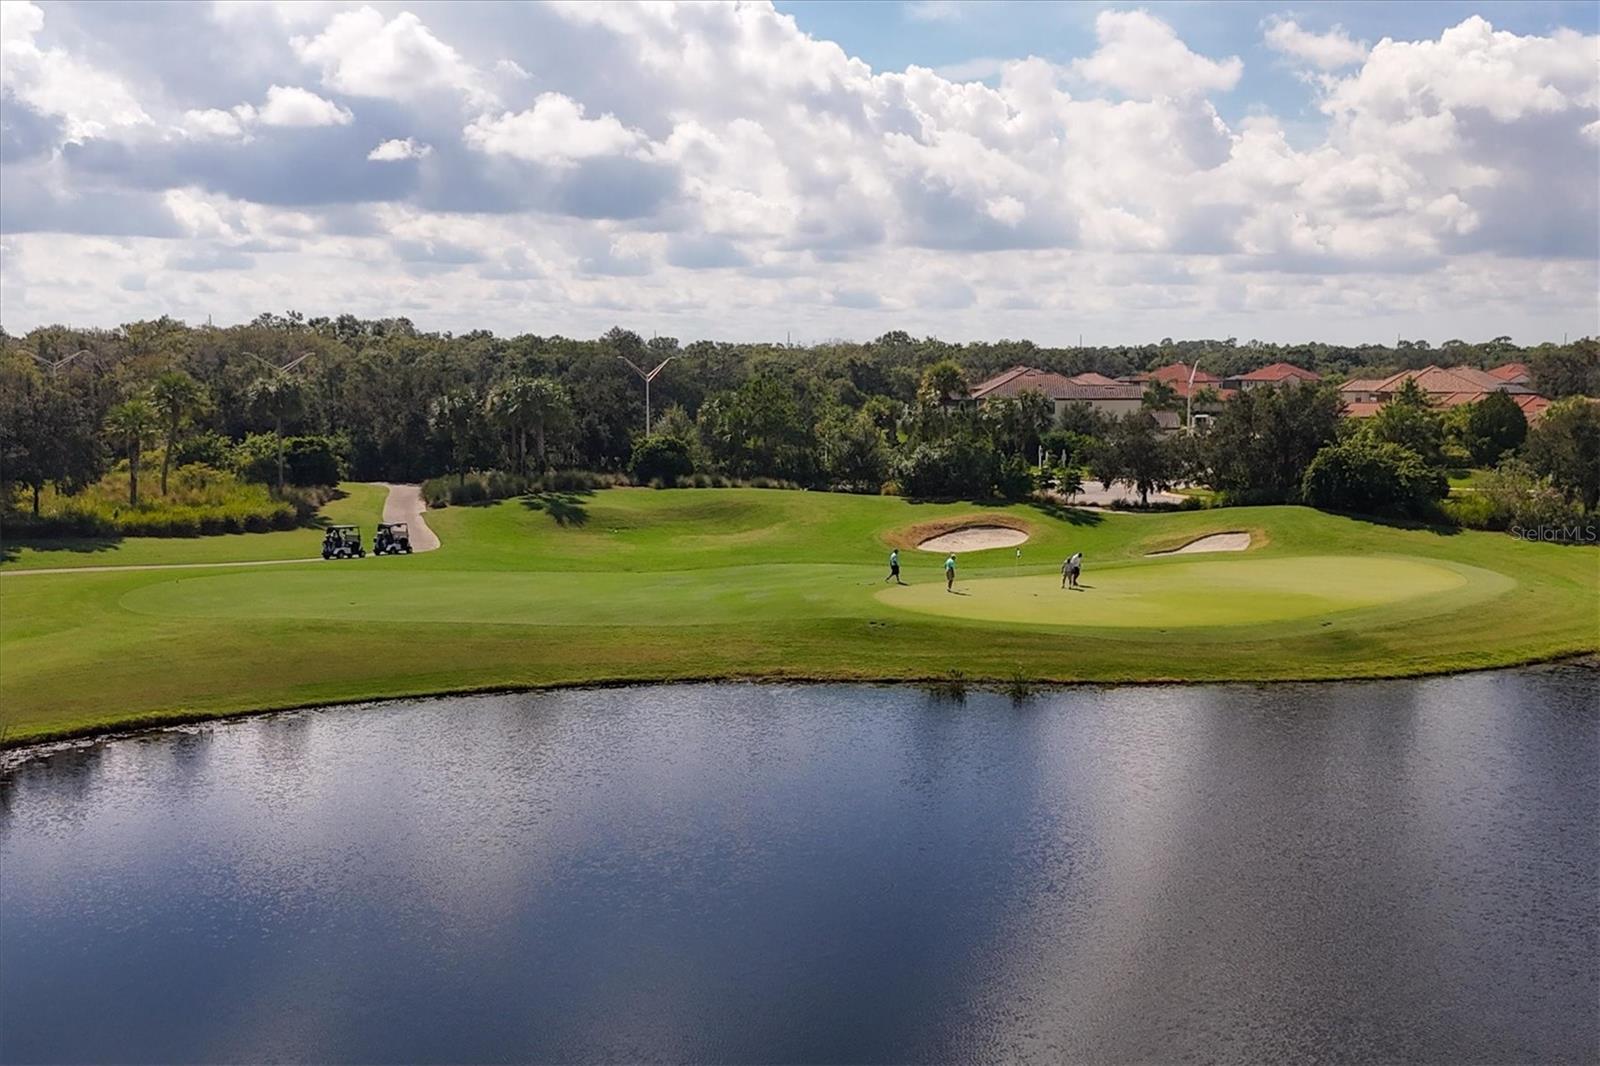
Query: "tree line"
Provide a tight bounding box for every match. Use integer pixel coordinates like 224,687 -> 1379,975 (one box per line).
2,317 -> 1596,532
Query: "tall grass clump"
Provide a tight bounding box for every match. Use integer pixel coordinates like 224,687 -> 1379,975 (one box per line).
4,464 -> 314,537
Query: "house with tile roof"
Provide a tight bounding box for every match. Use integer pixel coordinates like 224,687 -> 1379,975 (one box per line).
1486,362 -> 1532,387
1337,364 -> 1551,421
966,365 -> 1146,421
1221,362 -> 1321,391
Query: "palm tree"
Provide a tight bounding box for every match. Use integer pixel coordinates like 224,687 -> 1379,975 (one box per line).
104,398 -> 160,506
429,388 -> 482,485
246,370 -> 305,492
1143,377 -> 1179,413
487,376 -> 572,474
149,369 -> 205,495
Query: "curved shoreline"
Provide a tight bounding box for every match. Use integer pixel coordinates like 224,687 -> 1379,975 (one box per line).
5,652 -> 1594,759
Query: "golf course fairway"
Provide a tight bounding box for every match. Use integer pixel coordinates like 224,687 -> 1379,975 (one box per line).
2,485 -> 1596,743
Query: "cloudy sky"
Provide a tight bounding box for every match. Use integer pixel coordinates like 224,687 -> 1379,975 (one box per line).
1,0 -> 1596,345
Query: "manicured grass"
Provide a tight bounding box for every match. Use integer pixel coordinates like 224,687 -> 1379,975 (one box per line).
1448,468 -> 1493,495
1,486 -> 1595,742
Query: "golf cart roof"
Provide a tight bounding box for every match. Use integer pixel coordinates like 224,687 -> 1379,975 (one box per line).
378,522 -> 408,530
328,524 -> 359,531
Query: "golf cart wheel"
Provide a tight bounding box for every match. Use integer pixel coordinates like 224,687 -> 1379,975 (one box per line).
403,545 -> 412,554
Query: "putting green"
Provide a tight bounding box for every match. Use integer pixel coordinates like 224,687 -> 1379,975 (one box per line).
877,555 -> 1501,628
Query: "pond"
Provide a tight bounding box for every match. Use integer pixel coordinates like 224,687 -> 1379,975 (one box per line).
2,669 -> 1596,1063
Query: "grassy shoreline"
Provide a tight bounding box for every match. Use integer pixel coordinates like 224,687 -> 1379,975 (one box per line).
4,652 -> 1597,754
4,486 -> 1596,744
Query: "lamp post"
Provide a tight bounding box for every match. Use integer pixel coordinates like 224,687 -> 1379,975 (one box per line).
1186,359 -> 1202,435
244,351 -> 314,374
618,355 -> 673,437
32,349 -> 92,375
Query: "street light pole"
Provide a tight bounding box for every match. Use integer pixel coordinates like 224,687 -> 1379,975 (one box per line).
619,355 -> 674,437
32,349 -> 92,375
1186,359 -> 1201,435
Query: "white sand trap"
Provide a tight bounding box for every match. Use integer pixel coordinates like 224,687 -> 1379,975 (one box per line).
917,526 -> 1029,553
1147,532 -> 1252,556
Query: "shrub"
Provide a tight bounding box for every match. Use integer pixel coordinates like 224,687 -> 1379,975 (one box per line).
234,434 -> 345,487
630,436 -> 695,484
1302,438 -> 1448,517
895,436 -> 1001,499
170,430 -> 234,470
421,469 -> 631,508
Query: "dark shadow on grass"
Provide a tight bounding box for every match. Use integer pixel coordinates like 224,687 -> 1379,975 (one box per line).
520,490 -> 592,527
899,494 -> 1104,527
1026,499 -> 1105,526
0,532 -> 123,563
1320,507 -> 1462,536
303,487 -> 349,531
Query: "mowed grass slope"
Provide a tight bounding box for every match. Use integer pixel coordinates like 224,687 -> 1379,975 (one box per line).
2,486 -> 1596,742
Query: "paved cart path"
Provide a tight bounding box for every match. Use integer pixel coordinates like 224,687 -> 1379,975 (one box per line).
378,483 -> 440,552
2,484 -> 439,577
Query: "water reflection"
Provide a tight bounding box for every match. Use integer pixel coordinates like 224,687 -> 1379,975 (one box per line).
1,668 -> 1595,1064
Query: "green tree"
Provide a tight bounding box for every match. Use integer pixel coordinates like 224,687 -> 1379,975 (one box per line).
630,436 -> 694,483
1,379 -> 103,516
246,370 -> 306,492
428,388 -> 484,485
1527,339 -> 1600,399
822,409 -> 889,492
917,359 -> 969,406
488,376 -> 573,474
1364,393 -> 1445,468
104,398 -> 160,506
1523,397 -> 1600,512
1203,383 -> 1343,502
1460,391 -> 1528,466
1302,437 -> 1448,517
1142,378 -> 1179,413
149,369 -> 205,495
1091,413 -> 1175,506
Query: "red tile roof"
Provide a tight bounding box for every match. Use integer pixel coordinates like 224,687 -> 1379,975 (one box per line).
1144,362 -> 1220,385
968,366 -> 1141,402
968,365 -> 1075,401
1514,394 -> 1552,421
1236,361 -> 1321,383
1488,362 -> 1531,383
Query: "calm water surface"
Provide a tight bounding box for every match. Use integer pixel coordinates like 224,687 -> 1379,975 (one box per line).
2,668 -> 1596,1064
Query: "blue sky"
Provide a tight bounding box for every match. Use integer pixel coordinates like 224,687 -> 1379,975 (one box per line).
780,1 -> 1599,125
1,1 -> 1596,345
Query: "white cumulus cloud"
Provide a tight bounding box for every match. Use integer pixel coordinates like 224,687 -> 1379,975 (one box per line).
464,93 -> 642,165
293,6 -> 491,104
256,84 -> 352,127
1263,18 -> 1370,70
368,137 -> 433,161
1075,10 -> 1243,99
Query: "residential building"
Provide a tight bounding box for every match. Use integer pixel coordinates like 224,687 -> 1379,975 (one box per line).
967,365 -> 1145,420
1221,362 -> 1321,390
1338,364 -> 1551,421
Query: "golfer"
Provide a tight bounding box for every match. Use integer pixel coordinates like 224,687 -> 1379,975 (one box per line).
886,548 -> 902,584
1066,550 -> 1083,589
945,553 -> 956,592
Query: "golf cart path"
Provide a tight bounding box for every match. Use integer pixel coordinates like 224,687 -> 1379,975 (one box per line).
1,483 -> 438,577
378,482 -> 439,552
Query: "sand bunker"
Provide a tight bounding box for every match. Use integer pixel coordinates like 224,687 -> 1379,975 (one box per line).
1147,532 -> 1252,556
917,526 -> 1030,553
